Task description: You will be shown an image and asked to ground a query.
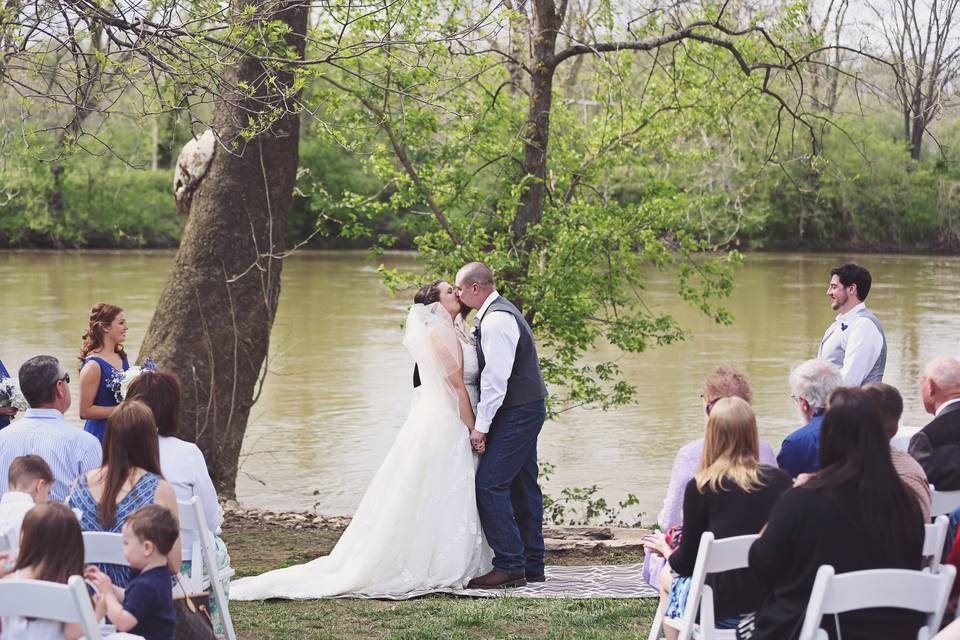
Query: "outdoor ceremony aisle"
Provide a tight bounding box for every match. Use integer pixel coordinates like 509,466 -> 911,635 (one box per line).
222,508 -> 658,638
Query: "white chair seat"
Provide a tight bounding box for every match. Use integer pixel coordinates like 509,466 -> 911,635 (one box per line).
797,564 -> 955,640
0,576 -> 101,640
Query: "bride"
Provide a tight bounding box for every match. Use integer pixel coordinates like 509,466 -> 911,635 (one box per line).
230,281 -> 493,599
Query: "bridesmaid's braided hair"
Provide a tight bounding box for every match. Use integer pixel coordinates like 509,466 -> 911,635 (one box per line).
80,302 -> 127,362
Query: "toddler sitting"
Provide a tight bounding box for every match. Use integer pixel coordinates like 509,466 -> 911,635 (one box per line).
87,504 -> 179,640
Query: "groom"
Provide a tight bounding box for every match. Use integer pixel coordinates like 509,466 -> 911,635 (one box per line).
456,261 -> 548,589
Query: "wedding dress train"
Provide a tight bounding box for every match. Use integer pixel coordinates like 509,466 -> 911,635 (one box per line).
230,303 -> 492,599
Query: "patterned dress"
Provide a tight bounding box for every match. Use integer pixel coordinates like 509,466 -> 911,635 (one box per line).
69,470 -> 160,587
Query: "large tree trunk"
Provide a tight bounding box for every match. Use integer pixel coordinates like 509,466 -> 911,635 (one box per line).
139,0 -> 307,496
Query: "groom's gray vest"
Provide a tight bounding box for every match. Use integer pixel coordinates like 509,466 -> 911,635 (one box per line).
476,296 -> 548,409
821,306 -> 887,385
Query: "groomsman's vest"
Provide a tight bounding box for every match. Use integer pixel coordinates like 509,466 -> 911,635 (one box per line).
820,306 -> 887,385
476,297 -> 548,409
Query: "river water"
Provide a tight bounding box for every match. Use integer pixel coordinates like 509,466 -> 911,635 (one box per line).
1,250 -> 957,522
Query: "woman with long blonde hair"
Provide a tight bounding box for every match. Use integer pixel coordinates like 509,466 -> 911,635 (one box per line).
644,397 -> 791,638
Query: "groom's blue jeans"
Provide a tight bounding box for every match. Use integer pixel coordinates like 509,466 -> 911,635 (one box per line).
476,399 -> 546,576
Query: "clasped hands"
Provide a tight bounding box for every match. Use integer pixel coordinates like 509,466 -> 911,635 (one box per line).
641,531 -> 672,558
469,429 -> 486,454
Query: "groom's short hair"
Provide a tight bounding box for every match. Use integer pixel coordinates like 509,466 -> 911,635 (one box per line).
460,262 -> 494,288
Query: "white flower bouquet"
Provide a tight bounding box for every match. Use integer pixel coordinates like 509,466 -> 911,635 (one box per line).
0,376 -> 28,413
108,358 -> 157,403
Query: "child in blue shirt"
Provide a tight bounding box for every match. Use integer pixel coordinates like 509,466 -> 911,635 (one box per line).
86,504 -> 178,640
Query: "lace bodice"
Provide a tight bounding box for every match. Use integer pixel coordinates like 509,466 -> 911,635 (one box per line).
461,338 -> 480,411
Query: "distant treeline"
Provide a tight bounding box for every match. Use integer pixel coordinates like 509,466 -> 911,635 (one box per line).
2,115 -> 959,253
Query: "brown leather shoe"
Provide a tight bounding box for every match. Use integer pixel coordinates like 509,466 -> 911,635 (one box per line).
526,573 -> 546,583
467,569 -> 528,589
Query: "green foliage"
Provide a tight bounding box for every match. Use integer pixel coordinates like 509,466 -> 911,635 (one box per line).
540,462 -> 642,527
0,165 -> 182,247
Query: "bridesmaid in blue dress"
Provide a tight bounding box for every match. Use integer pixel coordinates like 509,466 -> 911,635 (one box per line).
0,358 -> 18,429
79,303 -> 130,443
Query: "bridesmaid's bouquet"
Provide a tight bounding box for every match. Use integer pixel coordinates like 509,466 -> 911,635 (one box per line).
0,377 -> 28,413
109,358 -> 157,403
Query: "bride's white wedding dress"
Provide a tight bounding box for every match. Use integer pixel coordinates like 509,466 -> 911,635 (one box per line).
230,303 -> 493,599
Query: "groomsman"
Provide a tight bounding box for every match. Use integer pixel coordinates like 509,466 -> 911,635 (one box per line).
817,263 -> 886,386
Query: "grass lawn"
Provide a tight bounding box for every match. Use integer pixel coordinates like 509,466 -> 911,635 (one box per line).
223,526 -> 658,639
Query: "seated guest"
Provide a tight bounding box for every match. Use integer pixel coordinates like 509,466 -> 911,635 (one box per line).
69,400 -> 181,588
86,504 -> 177,640
643,397 -> 792,638
749,388 -> 925,640
642,366 -> 778,589
0,455 -> 53,550
128,369 -> 231,633
909,357 -> 960,489
0,356 -> 101,502
863,383 -> 931,520
777,359 -> 843,477
1,502 -> 105,640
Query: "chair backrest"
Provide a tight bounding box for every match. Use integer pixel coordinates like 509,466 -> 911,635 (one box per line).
930,488 -> 960,517
82,531 -> 129,566
0,527 -> 12,552
923,515 -> 949,572
797,564 -> 956,640
677,532 -> 760,640
177,497 -> 237,640
0,576 -> 102,639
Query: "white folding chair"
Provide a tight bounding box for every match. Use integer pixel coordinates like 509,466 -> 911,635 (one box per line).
83,531 -> 130,566
931,487 -> 960,517
0,576 -> 102,640
647,532 -> 760,640
178,497 -> 237,640
798,564 -> 956,640
924,516 -> 950,573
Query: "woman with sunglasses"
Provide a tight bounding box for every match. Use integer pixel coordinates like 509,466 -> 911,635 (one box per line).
641,366 -> 779,590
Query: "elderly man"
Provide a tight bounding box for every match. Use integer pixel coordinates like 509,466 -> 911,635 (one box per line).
818,263 -> 887,386
908,357 -> 960,490
863,383 -> 931,520
0,355 -> 102,502
777,359 -> 844,478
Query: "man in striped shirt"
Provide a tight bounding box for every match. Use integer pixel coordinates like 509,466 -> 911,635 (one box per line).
0,355 -> 101,502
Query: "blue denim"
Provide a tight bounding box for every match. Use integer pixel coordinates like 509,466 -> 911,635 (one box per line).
475,399 -> 547,576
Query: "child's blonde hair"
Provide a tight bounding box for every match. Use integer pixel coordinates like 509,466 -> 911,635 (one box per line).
695,396 -> 762,493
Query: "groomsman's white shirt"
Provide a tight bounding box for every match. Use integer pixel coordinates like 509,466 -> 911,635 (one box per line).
818,301 -> 884,387
474,291 -> 520,434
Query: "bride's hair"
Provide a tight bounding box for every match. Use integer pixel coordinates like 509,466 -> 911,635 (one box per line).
415,281 -> 470,319
414,280 -> 443,305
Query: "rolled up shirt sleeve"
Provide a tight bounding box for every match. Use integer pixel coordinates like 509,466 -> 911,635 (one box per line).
474,311 -> 520,434
841,317 -> 883,386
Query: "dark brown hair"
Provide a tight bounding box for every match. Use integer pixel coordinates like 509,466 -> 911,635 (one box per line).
125,504 -> 179,555
15,503 -> 84,583
805,387 -> 922,553
862,382 -> 904,439
80,303 -> 127,362
414,280 -> 443,305
127,370 -> 182,437
414,280 -> 468,318
98,400 -> 163,527
8,454 -> 54,490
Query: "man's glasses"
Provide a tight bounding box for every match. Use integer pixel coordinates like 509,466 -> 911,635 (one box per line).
57,373 -> 70,384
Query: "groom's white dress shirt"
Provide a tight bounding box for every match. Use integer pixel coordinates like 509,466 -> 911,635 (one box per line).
474,291 -> 520,434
